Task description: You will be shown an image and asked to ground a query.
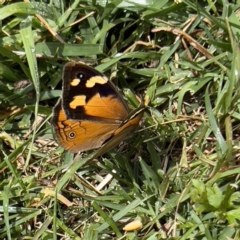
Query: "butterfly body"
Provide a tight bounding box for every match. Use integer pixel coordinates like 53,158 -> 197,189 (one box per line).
52,62 -> 143,154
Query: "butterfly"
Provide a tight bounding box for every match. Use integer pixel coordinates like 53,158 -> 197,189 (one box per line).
52,61 -> 144,155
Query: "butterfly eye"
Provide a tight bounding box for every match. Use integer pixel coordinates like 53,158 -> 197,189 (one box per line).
68,131 -> 76,139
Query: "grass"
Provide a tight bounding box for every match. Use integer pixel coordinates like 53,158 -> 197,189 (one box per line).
0,0 -> 240,239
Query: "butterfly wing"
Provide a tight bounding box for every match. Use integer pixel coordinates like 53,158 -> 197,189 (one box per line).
62,62 -> 129,122
52,99 -> 121,153
93,106 -> 144,158
52,61 -> 143,154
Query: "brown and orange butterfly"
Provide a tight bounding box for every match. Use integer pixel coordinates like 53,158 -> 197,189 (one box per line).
52,61 -> 144,155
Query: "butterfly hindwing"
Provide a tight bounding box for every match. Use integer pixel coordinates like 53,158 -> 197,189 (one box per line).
52,99 -> 120,152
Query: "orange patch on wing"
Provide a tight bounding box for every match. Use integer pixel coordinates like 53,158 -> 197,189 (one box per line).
86,76 -> 108,88
70,78 -> 80,86
83,93 -> 128,120
69,95 -> 86,109
55,106 -> 120,152
113,110 -> 143,136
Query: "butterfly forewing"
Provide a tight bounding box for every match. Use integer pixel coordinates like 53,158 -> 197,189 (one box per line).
62,62 -> 129,122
